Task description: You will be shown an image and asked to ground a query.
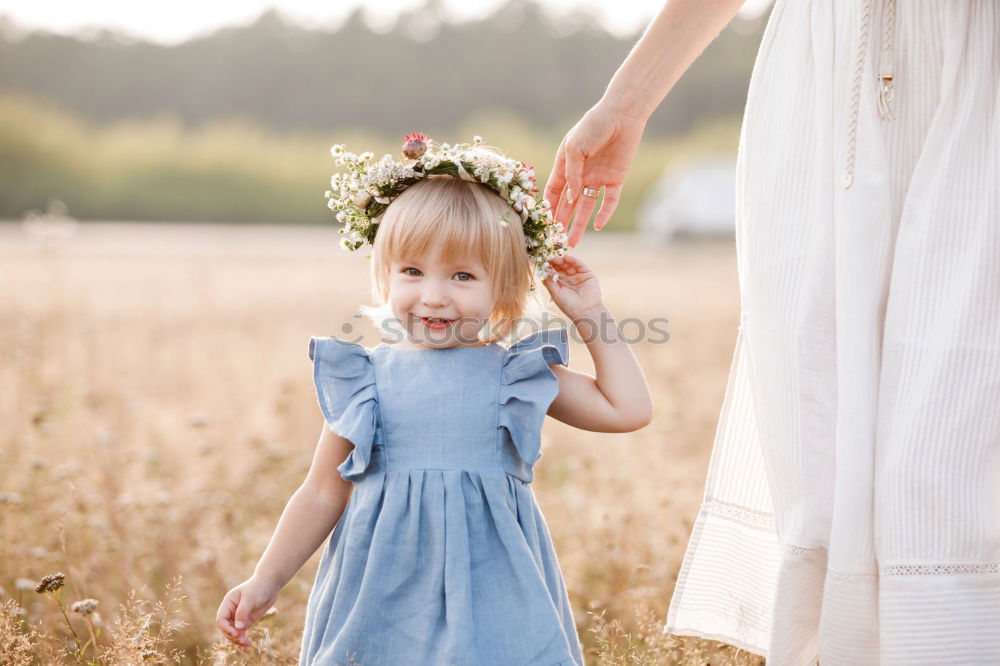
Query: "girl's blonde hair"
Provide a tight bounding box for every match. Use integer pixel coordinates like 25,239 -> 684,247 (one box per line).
359,156 -> 550,346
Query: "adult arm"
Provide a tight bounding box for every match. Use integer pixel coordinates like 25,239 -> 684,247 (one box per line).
544,0 -> 747,247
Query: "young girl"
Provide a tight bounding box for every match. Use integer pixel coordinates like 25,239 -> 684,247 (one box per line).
215,135 -> 653,665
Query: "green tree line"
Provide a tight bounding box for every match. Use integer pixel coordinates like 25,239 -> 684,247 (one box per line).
0,94 -> 740,225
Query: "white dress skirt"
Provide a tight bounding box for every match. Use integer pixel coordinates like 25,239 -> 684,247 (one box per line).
665,0 -> 999,664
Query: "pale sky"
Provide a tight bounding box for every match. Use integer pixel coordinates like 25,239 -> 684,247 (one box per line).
0,0 -> 773,44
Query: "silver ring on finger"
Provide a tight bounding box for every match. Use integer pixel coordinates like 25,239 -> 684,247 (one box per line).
581,186 -> 600,198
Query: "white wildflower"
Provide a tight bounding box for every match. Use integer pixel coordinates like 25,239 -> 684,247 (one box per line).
71,599 -> 99,615
15,578 -> 36,591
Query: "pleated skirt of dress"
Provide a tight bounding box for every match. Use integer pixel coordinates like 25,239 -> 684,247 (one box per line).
665,1 -> 1000,664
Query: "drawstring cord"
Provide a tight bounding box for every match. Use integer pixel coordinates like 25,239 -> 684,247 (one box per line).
843,0 -> 896,189
876,0 -> 896,121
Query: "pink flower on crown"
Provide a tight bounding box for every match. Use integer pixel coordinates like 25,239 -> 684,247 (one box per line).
402,133 -> 428,160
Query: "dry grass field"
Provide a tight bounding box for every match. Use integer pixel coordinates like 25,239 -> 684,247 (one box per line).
0,221 -> 764,665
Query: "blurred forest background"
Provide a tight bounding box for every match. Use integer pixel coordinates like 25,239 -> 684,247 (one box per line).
0,0 -> 769,226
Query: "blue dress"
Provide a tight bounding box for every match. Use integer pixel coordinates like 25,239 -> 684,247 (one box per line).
298,327 -> 585,666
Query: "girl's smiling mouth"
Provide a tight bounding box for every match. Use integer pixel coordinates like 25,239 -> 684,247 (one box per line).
419,316 -> 454,330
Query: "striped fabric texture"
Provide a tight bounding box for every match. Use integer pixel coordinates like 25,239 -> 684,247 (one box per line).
665,0 -> 999,663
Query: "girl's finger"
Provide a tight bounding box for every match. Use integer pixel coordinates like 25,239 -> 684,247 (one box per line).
216,593 -> 238,632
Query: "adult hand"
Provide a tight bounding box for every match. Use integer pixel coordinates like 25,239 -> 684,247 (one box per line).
543,100 -> 647,248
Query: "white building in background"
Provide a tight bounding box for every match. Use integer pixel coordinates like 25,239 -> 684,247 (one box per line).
637,155 -> 736,243
20,198 -> 79,248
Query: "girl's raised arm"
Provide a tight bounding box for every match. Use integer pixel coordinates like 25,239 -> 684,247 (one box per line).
542,254 -> 653,432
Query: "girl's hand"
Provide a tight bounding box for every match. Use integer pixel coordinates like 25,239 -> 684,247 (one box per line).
542,254 -> 604,321
216,576 -> 280,650
543,99 -> 646,248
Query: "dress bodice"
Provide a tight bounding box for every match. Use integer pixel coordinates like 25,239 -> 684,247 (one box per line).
307,327 -> 569,484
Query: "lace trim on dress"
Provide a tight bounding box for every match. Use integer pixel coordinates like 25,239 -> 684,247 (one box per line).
827,570 -> 878,584
702,497 -> 775,530
784,544 -> 822,557
701,498 -> 1000,579
882,563 -> 1000,577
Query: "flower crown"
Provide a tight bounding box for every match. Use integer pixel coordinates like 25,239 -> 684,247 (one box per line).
325,133 -> 568,283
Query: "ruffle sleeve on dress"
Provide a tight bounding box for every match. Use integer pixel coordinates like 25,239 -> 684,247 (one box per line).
498,327 -> 569,466
308,337 -> 379,481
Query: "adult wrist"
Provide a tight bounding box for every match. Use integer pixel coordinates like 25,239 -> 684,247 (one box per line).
600,84 -> 654,123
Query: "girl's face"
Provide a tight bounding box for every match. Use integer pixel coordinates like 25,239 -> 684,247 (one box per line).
388,246 -> 496,349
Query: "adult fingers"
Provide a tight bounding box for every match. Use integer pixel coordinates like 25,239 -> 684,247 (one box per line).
552,140 -> 581,229
593,184 -> 623,231
554,183 -> 576,230
563,142 -> 585,216
567,187 -> 601,248
560,143 -> 589,242
542,138 -> 568,216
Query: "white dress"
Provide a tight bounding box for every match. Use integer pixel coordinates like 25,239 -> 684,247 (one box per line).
665,0 -> 1000,664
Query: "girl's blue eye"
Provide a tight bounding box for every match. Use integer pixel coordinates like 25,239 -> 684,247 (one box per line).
402,267 -> 473,280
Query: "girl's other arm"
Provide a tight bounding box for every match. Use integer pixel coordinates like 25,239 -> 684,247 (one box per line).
251,424 -> 354,590
217,424 -> 354,647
